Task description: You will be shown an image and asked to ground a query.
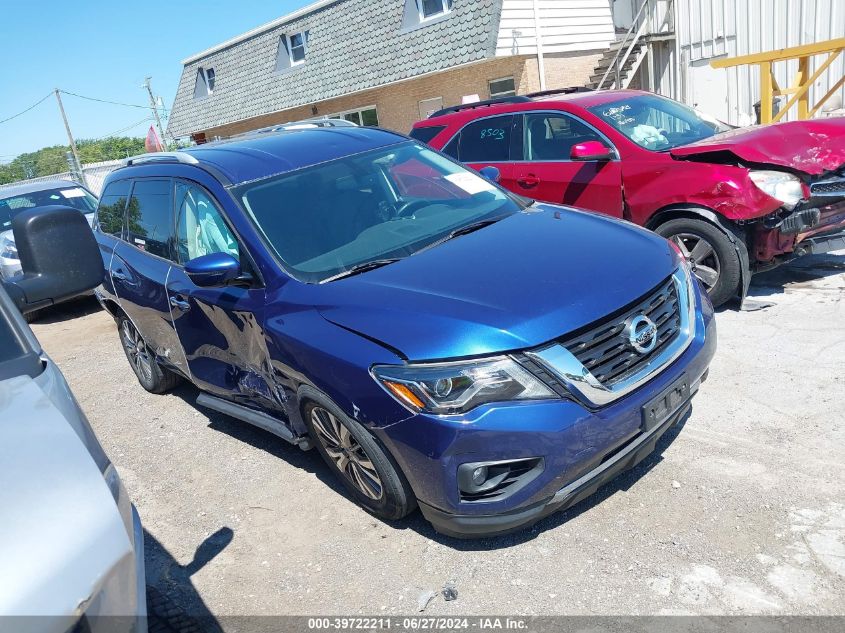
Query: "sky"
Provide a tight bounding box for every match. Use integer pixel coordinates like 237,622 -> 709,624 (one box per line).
0,0 -> 312,161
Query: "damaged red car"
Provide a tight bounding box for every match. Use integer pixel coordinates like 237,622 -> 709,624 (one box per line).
411,90 -> 845,307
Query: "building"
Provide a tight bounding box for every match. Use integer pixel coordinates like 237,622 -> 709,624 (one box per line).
167,0 -> 619,141
609,0 -> 845,125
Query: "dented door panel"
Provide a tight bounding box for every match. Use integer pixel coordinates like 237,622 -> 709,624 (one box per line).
166,268 -> 284,412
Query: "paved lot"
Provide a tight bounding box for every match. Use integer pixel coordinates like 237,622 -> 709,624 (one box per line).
32,253 -> 845,618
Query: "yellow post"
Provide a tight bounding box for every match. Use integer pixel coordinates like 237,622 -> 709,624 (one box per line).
796,56 -> 810,119
760,61 -> 773,124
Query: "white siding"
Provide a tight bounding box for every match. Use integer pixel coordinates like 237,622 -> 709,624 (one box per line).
675,0 -> 845,125
495,0 -> 616,56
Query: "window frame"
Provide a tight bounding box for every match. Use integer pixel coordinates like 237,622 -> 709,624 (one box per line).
94,178 -> 132,239
326,105 -> 379,127
488,76 -> 516,99
287,31 -> 308,66
417,0 -> 451,21
194,67 -> 215,100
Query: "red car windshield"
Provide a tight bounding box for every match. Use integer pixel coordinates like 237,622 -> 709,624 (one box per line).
587,94 -> 733,151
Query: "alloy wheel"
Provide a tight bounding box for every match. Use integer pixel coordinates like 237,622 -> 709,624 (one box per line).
670,232 -> 722,291
310,406 -> 384,500
121,319 -> 154,384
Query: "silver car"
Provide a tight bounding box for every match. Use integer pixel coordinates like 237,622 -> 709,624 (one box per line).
0,180 -> 98,279
0,206 -> 145,632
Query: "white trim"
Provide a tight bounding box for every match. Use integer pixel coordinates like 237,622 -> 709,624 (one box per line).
417,0 -> 451,23
287,31 -> 307,66
182,0 -> 333,64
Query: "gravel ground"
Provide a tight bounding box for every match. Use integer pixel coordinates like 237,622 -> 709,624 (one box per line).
31,253 -> 845,618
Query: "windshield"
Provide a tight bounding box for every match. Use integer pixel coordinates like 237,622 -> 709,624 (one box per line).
587,94 -> 733,151
0,185 -> 97,231
236,141 -> 522,283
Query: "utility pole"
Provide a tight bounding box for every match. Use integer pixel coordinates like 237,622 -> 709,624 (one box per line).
54,89 -> 88,187
143,77 -> 168,151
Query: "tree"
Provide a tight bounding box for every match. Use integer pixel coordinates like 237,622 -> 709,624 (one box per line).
0,136 -> 147,185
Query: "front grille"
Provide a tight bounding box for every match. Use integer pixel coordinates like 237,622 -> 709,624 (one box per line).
810,180 -> 845,196
561,276 -> 681,386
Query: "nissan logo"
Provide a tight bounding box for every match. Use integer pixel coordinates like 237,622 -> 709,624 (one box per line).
625,315 -> 658,354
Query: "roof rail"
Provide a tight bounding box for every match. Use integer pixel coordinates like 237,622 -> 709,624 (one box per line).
526,86 -> 594,99
124,151 -> 199,167
428,95 -> 533,118
226,118 -> 358,140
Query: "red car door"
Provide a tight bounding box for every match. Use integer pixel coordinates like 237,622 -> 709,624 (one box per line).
452,114 -> 517,191
512,112 -> 624,218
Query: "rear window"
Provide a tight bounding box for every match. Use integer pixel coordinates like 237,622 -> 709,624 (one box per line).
456,115 -> 514,163
126,179 -> 174,260
96,180 -> 131,237
409,125 -> 446,145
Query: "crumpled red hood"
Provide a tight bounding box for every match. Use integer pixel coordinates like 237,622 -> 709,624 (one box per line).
670,118 -> 845,175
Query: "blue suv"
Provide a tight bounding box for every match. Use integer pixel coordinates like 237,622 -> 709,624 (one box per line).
93,127 -> 716,537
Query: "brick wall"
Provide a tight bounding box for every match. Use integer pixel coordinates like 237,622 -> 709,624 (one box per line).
199,52 -> 603,139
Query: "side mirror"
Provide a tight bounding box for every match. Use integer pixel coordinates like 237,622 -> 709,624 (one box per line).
3,206 -> 104,314
570,141 -> 614,162
185,253 -> 241,287
478,166 -> 501,183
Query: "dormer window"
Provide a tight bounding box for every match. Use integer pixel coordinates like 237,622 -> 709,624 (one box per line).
276,31 -> 309,72
418,0 -> 451,21
288,32 -> 307,64
193,67 -> 215,99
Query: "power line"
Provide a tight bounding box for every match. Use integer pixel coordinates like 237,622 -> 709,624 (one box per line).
0,92 -> 53,125
59,90 -> 148,109
95,116 -> 153,140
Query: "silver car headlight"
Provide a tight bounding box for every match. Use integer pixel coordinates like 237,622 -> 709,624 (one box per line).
372,357 -> 556,415
748,170 -> 804,210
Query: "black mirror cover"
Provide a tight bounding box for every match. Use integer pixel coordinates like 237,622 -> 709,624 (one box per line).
7,205 -> 104,313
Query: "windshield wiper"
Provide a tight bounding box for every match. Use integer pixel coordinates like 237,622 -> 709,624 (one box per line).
322,258 -> 402,283
416,218 -> 503,255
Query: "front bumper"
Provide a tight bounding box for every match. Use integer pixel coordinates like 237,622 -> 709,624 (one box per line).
420,397 -> 694,538
376,281 -> 716,537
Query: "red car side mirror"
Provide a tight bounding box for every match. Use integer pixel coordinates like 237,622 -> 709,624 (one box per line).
570,141 -> 614,162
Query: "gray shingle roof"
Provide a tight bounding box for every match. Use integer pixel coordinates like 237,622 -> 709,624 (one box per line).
167,0 -> 503,137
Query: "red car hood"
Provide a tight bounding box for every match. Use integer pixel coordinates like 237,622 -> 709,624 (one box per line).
670,118 -> 845,175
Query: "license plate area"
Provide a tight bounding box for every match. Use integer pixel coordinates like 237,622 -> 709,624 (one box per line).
641,374 -> 690,432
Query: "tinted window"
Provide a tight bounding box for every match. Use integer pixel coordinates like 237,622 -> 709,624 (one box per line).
409,125 -> 446,145
175,183 -> 239,264
458,115 -> 513,162
126,179 -> 174,260
524,113 -> 604,161
96,180 -> 131,237
442,134 -> 460,159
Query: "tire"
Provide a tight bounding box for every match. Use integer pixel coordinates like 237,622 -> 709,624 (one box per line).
303,398 -> 416,521
117,315 -> 182,394
655,217 -> 742,308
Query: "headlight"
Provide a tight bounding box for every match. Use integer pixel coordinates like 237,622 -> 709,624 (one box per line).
748,170 -> 804,210
372,357 -> 556,414
0,232 -> 17,260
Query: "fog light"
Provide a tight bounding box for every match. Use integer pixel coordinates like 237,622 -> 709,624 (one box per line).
457,457 -> 545,502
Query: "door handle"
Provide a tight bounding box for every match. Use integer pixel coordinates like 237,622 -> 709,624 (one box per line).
517,175 -> 540,188
169,296 -> 191,311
